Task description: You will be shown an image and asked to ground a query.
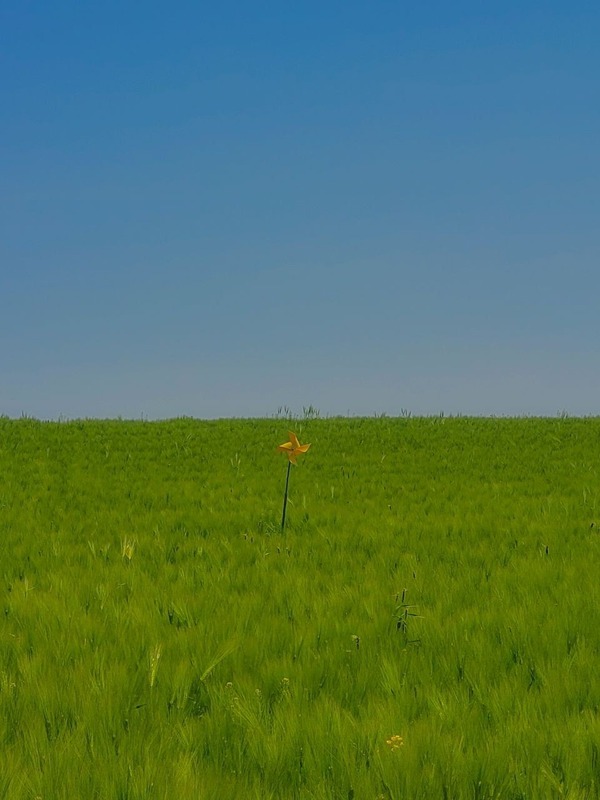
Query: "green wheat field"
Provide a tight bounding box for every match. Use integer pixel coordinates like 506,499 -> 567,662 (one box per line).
1,415 -> 600,799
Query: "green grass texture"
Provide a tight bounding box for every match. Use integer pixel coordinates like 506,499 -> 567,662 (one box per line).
1,415 -> 600,799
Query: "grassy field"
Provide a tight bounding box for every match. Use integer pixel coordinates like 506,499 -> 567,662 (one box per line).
1,415 -> 600,799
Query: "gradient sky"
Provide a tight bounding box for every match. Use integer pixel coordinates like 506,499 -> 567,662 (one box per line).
2,1 -> 599,419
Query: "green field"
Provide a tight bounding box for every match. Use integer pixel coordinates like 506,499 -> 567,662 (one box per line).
1,415 -> 600,799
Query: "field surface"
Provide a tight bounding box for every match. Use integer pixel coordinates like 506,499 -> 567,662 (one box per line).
1,416 -> 600,799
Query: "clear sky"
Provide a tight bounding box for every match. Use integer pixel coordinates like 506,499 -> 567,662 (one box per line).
2,1 -> 599,419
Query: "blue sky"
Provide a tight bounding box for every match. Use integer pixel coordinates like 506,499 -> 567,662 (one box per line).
2,1 -> 599,418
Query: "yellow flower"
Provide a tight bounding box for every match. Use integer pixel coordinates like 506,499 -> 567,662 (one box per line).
386,735 -> 404,751
277,431 -> 311,465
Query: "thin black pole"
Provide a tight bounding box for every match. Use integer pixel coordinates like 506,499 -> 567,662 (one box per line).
281,460 -> 292,531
